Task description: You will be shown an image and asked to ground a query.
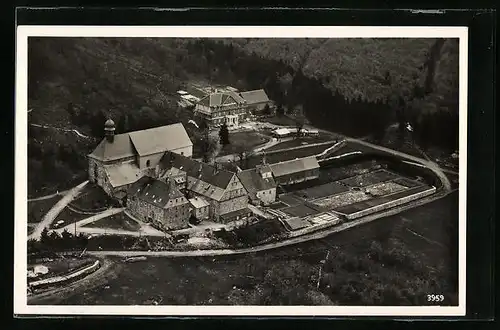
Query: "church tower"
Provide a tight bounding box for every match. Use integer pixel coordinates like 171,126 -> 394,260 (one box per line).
104,118 -> 115,143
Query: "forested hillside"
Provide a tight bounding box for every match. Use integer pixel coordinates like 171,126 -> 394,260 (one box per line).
27,37 -> 459,196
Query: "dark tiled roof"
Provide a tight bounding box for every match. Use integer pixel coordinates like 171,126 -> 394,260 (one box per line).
239,89 -> 270,104
197,91 -> 246,108
160,151 -> 235,190
237,166 -> 276,199
88,134 -> 135,162
128,176 -> 185,209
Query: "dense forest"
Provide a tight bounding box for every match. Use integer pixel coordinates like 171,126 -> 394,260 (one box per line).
27,37 -> 459,196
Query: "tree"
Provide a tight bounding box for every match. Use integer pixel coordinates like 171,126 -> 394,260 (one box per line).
262,103 -> 272,116
39,227 -> 51,249
276,103 -> 285,116
201,134 -> 218,163
234,145 -> 247,168
290,104 -> 306,138
219,123 -> 230,146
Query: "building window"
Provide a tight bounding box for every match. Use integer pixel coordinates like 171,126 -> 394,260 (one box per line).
181,152 -> 184,156
146,160 -> 151,167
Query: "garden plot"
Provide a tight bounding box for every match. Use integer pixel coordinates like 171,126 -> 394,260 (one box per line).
294,182 -> 349,200
338,170 -> 399,188
364,181 -> 408,197
312,190 -> 371,209
281,204 -> 321,218
278,193 -> 305,207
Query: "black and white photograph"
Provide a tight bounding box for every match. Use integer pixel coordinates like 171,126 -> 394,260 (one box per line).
15,25 -> 467,316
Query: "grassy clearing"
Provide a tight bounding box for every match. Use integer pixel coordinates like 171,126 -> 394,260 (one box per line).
28,196 -> 61,223
83,213 -> 141,231
51,207 -> 92,229
219,131 -> 271,156
70,184 -> 114,211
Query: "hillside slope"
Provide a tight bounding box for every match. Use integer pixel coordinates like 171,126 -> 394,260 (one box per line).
27,37 -> 459,196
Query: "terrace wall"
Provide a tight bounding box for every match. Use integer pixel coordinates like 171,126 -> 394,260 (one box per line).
319,152 -> 442,189
287,218 -> 341,238
340,186 -> 437,221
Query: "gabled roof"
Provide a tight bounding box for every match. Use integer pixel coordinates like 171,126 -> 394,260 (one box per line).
128,176 -> 185,209
88,134 -> 136,162
89,123 -> 192,161
104,162 -> 143,188
197,91 -> 246,108
237,166 -> 276,199
269,156 -> 320,178
239,89 -> 270,104
128,123 -> 193,156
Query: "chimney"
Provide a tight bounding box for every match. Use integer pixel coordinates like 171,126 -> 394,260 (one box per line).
104,118 -> 115,143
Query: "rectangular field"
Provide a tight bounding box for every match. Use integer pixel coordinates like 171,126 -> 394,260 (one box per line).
364,181 -> 408,197
338,169 -> 399,187
278,193 -> 305,207
294,182 -> 349,200
333,185 -> 434,215
281,204 -> 321,218
312,190 -> 371,209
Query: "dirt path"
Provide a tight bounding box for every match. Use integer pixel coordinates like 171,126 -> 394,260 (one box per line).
28,190 -> 69,202
29,181 -> 89,240
88,190 -> 450,259
30,123 -> 92,139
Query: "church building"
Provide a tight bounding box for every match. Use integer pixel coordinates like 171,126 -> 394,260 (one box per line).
87,119 -> 193,203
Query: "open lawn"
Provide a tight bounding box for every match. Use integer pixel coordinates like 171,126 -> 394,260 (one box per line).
70,184 -> 113,211
83,213 -> 141,231
28,196 -> 61,223
261,115 -> 298,127
51,207 -> 92,229
219,131 -> 271,156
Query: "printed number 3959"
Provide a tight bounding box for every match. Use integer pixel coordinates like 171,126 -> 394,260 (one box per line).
427,294 -> 444,302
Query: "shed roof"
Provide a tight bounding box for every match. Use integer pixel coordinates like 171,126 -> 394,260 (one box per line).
104,162 -> 143,188
270,156 -> 320,178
